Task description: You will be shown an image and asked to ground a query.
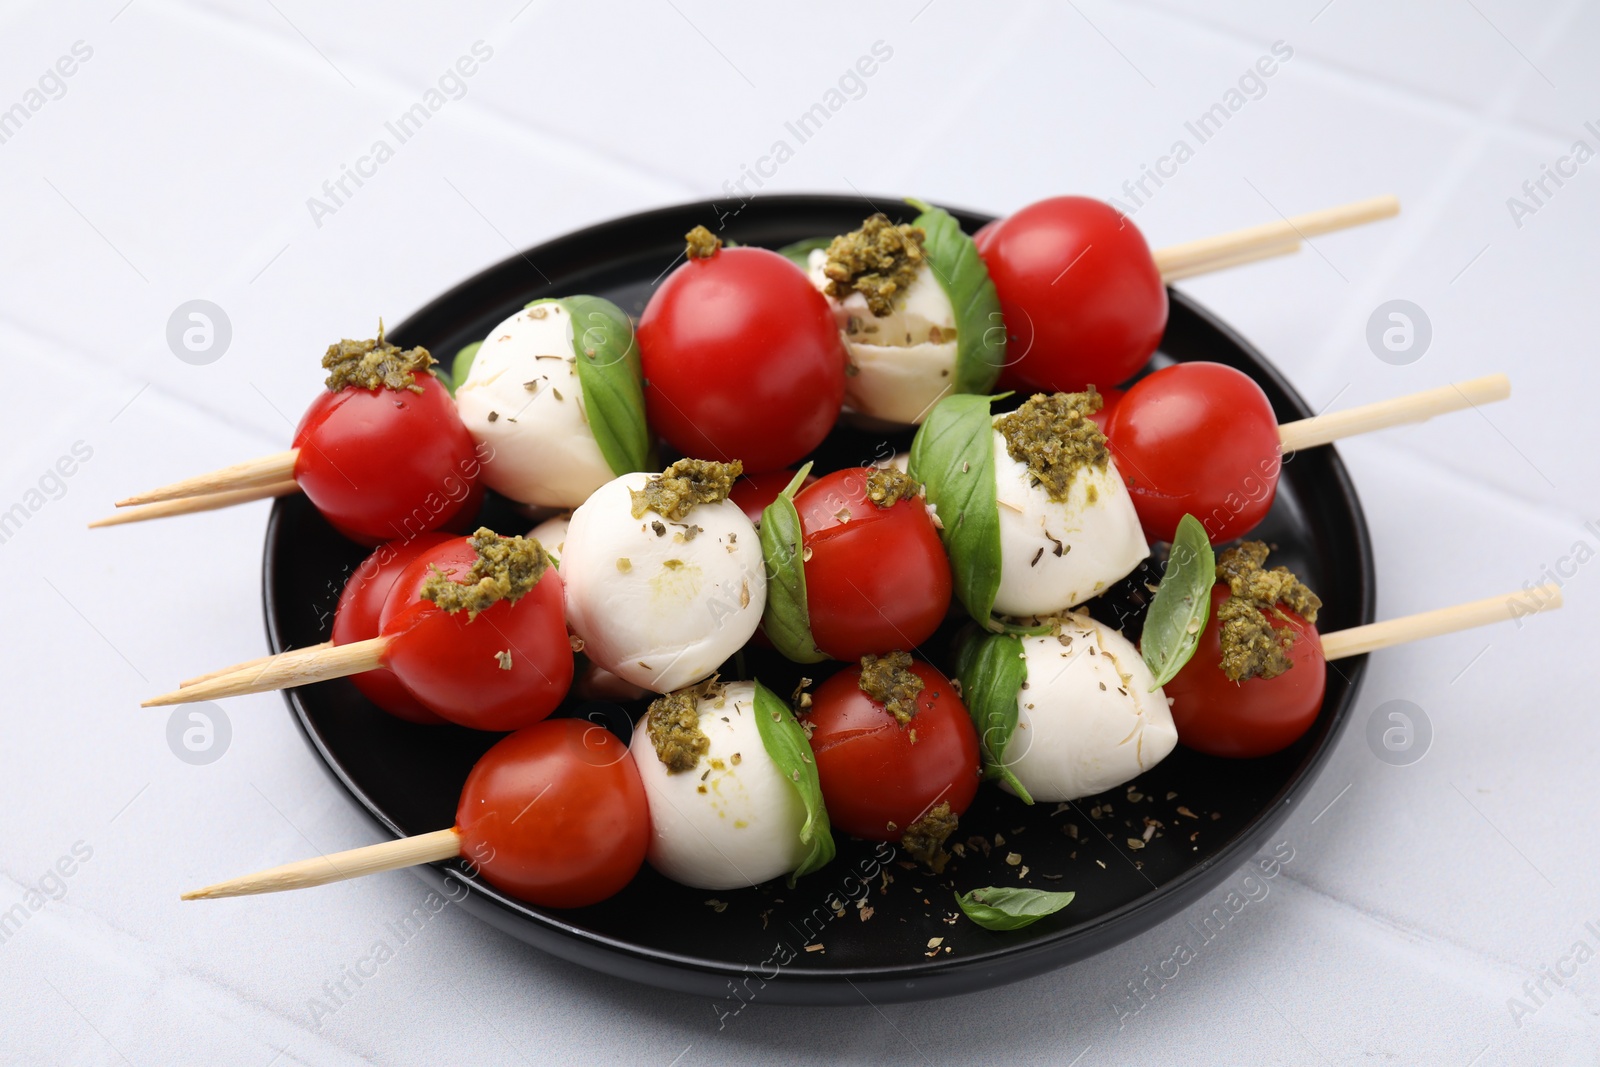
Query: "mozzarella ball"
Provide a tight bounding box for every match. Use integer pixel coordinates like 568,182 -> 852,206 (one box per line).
629,681 -> 808,889
528,514 -> 570,565
1001,615 -> 1178,802
991,429 -> 1148,617
562,472 -> 765,693
808,249 -> 958,426
455,303 -> 614,508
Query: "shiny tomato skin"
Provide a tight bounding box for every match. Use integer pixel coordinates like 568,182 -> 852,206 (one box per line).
292,375 -> 484,546
793,469 -> 952,660
638,246 -> 847,473
332,533 -> 453,724
379,537 -> 573,731
729,468 -> 810,526
1088,385 -> 1124,436
802,659 -> 979,841
976,196 -> 1166,393
455,719 -> 649,908
1165,585 -> 1326,758
1105,362 -> 1281,545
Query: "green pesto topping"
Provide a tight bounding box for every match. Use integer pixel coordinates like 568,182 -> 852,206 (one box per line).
685,225 -> 722,260
419,528 -> 550,620
629,459 -> 743,522
822,213 -> 927,317
645,679 -> 724,772
865,466 -> 922,509
322,321 -> 435,394
857,650 -> 924,725
995,390 -> 1110,503
900,801 -> 957,873
1215,541 -> 1323,682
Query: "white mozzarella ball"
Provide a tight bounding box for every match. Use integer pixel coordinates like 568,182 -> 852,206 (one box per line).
455,303 -> 614,508
808,249 -> 958,426
562,473 -> 765,693
527,515 -> 570,564
991,429 -> 1148,617
1001,616 -> 1178,802
629,682 -> 808,889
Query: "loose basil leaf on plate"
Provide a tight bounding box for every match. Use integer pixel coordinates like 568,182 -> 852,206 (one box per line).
775,236 -> 832,271
554,295 -> 650,478
906,198 -> 1006,397
908,393 -> 1004,625
957,630 -> 1032,803
1139,513 -> 1216,688
758,464 -> 826,664
752,679 -> 835,884
955,886 -> 1075,931
447,341 -> 481,396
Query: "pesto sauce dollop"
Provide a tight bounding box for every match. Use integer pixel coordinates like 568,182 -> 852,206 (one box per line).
1214,541 -> 1323,682
994,390 -> 1110,504
420,528 -> 550,620
864,466 -> 922,509
323,321 -> 435,394
629,459 -> 742,522
822,214 -> 927,317
857,650 -> 924,725
901,801 -> 958,873
645,680 -> 723,773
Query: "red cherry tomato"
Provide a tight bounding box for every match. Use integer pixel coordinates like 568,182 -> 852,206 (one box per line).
332,534 -> 453,724
1106,362 -> 1281,544
378,537 -> 573,731
293,375 -> 485,546
728,468 -> 810,526
455,719 -> 650,908
976,197 -> 1166,393
638,243 -> 847,473
792,469 -> 951,660
1164,585 -> 1326,758
803,658 -> 979,841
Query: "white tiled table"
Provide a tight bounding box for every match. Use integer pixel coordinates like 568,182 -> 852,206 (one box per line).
1,2 -> 1595,1063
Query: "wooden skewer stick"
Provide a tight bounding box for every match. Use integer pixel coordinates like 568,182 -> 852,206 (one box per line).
1152,194 -> 1400,279
179,642 -> 334,688
90,480 -> 300,529
182,828 -> 461,900
142,637 -> 389,708
1321,584 -> 1561,661
1276,373 -> 1510,454
1158,237 -> 1301,282
115,449 -> 299,508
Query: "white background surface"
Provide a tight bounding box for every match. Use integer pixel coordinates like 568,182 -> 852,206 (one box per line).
0,1 -> 1595,1064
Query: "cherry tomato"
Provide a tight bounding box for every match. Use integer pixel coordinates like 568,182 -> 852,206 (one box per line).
729,468 -> 809,526
292,374 -> 485,546
1105,362 -> 1281,544
803,658 -> 979,842
1164,585 -> 1326,758
378,536 -> 573,731
638,241 -> 847,473
331,534 -> 453,725
976,197 -> 1166,393
792,469 -> 951,660
455,719 -> 650,908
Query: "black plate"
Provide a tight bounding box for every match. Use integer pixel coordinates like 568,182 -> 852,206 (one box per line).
263,195 -> 1374,1005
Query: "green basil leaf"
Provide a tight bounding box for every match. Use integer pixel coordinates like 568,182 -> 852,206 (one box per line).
908,393 -> 1003,624
906,198 -> 1005,396
549,295 -> 651,478
1140,513 -> 1217,689
775,236 -> 831,271
752,679 -> 835,884
955,886 -> 1075,931
957,630 -> 1032,804
448,341 -> 481,396
757,465 -> 826,664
